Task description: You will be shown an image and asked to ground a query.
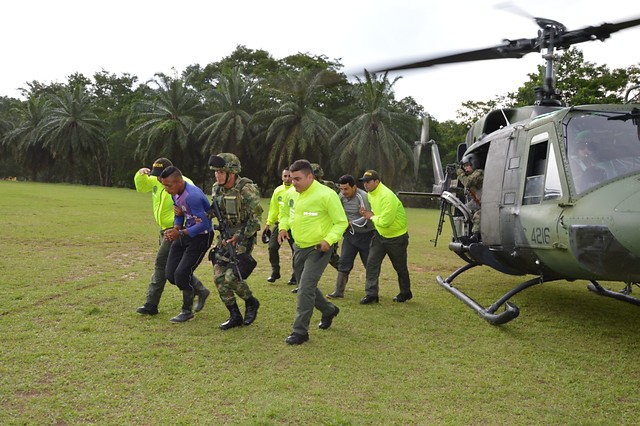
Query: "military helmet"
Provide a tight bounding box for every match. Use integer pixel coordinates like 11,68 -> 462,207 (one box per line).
310,163 -> 324,178
208,152 -> 241,174
461,153 -> 479,169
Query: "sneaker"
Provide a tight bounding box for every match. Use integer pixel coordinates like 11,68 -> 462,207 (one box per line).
326,292 -> 343,299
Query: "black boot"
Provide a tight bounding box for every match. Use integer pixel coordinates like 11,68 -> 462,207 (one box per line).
136,303 -> 158,315
170,289 -> 195,323
193,282 -> 210,313
219,303 -> 243,330
327,272 -> 348,299
243,297 -> 260,326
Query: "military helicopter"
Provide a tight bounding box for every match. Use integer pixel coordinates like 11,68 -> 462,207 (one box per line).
382,15 -> 640,324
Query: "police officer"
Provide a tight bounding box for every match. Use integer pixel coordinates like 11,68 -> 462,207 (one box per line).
278,160 -> 348,345
209,153 -> 263,330
262,168 -> 296,285
456,153 -> 483,242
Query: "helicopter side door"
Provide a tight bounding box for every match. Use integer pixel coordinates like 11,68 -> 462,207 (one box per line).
515,126 -> 568,276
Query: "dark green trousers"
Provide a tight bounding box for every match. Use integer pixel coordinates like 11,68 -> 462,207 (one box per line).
291,245 -> 337,335
364,232 -> 411,297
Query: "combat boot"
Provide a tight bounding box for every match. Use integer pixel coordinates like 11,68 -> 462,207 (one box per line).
219,303 -> 243,330
243,297 -> 260,326
193,282 -> 210,313
170,289 -> 195,323
327,272 -> 348,299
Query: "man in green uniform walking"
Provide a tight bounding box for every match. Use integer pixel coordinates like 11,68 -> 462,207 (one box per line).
209,153 -> 263,330
278,160 -> 348,345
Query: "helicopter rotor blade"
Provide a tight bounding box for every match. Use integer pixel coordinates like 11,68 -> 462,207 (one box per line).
555,16 -> 640,49
370,15 -> 640,74
372,39 -> 536,73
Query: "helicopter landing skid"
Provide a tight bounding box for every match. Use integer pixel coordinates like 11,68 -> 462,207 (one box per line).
586,281 -> 640,306
437,267 -> 546,325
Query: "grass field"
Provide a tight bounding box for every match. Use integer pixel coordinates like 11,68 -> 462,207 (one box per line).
1,180 -> 639,425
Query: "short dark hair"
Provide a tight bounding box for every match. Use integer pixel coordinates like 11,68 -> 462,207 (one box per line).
338,174 -> 356,186
159,165 -> 182,179
289,159 -> 313,175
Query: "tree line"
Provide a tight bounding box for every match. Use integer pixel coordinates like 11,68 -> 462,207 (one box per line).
0,46 -> 637,194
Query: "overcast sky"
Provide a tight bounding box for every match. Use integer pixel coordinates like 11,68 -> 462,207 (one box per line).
2,0 -> 639,121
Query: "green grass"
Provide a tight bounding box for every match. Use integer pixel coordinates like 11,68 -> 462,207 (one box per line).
1,181 -> 640,425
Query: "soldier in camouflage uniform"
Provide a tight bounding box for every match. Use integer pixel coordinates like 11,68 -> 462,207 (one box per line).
456,153 -> 484,242
311,163 -> 339,193
209,153 -> 263,330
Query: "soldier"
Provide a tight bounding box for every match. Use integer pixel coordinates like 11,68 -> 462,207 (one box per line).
209,153 -> 263,330
456,153 -> 483,242
311,162 -> 339,193
262,168 -> 296,285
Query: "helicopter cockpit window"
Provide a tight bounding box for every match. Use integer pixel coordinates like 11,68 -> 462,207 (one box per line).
566,112 -> 640,194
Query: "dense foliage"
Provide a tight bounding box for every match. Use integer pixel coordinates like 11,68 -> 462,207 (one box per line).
1,46 -> 638,193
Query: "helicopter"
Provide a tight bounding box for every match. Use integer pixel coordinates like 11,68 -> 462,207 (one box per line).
384,15 -> 640,324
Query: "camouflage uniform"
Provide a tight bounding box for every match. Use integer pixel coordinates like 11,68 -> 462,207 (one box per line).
456,167 -> 483,233
208,152 -> 263,330
212,176 -> 263,305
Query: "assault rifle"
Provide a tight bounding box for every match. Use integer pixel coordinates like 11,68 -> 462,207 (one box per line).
433,163 -> 458,247
208,193 -> 257,281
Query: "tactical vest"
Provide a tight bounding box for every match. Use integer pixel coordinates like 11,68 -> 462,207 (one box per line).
213,177 -> 254,228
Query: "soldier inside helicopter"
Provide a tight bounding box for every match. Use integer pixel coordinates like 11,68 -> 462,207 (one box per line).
566,114 -> 640,195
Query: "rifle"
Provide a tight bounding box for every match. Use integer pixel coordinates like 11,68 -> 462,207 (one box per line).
433,163 -> 457,247
208,191 -> 257,281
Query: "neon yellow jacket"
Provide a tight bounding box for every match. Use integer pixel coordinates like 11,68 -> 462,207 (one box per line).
368,182 -> 408,238
266,182 -> 292,226
279,180 -> 347,249
134,172 -> 193,230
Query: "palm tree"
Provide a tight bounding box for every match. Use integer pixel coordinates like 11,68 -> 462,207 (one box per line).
128,76 -> 207,173
39,86 -> 108,183
330,71 -> 416,188
251,69 -> 338,179
2,96 -> 53,180
196,67 -> 255,157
